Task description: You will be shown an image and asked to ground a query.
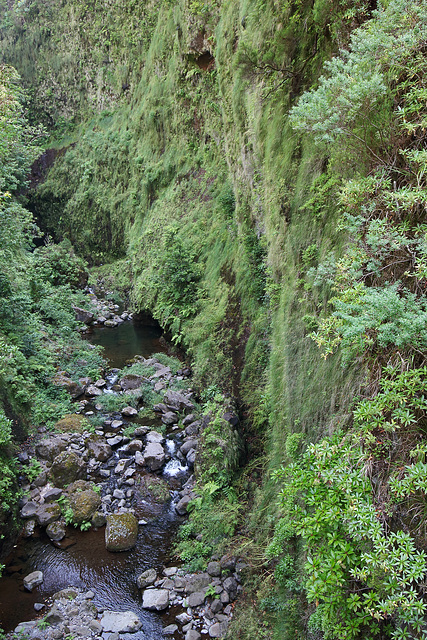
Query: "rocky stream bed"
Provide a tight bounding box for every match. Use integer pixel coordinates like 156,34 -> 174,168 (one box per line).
1,300 -> 242,640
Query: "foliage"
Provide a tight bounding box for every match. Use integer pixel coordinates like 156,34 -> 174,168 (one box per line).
272,431 -> 427,640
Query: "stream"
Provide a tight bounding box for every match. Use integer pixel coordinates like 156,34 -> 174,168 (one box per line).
0,318 -> 190,639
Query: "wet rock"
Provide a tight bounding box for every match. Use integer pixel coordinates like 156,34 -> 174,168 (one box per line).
91,511 -> 106,528
122,439 -> 143,453
100,611 -> 142,633
105,513 -> 138,551
46,520 -> 66,541
180,439 -> 198,456
141,588 -> 169,611
50,451 -> 85,487
136,568 -> 157,589
23,570 -> 44,591
176,612 -> 192,624
23,519 -> 36,537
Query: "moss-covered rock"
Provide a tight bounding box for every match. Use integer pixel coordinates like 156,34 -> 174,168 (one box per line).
105,513 -> 139,552
54,414 -> 89,433
50,451 -> 85,487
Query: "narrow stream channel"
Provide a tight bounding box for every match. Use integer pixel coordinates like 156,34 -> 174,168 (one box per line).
0,319 -> 188,639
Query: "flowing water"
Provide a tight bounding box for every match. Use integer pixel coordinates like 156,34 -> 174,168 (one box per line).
0,319 -> 189,638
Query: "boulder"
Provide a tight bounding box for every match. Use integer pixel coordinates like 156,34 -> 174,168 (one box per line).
86,384 -> 103,396
46,520 -> 66,541
119,374 -> 145,390
180,438 -> 198,456
72,306 -> 94,324
121,406 -> 138,416
52,373 -> 84,399
105,513 -> 138,552
146,430 -> 165,444
142,442 -> 166,471
188,591 -> 206,607
161,411 -> 178,425
209,621 -> 229,638
68,488 -> 101,524
175,495 -> 192,515
35,502 -> 61,527
207,561 -> 221,577
36,436 -> 68,461
186,631 -> 201,640
136,568 -> 157,589
50,451 -> 85,487
185,573 -> 211,594
23,570 -> 43,591
164,390 -> 194,411
85,436 -> 113,462
141,588 -> 169,611
100,611 -> 142,633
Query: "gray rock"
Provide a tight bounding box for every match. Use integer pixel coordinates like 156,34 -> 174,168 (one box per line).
175,495 -> 191,515
100,611 -> 142,633
114,458 -> 130,473
85,437 -> 113,462
50,451 -> 85,487
35,502 -> 62,526
36,436 -> 68,461
111,419 -> 123,429
176,612 -> 192,624
108,436 -> 123,447
121,406 -> 138,416
223,576 -> 238,599
162,411 -> 178,425
122,439 -> 143,453
188,591 -> 206,607
185,422 -> 201,437
211,599 -> 223,613
44,487 -> 63,502
185,573 -> 211,594
86,385 -> 103,396
34,602 -> 45,612
164,566 -> 178,576
23,570 -> 44,591
72,306 -> 94,324
209,621 -> 229,637
137,568 -> 157,589
142,588 -> 169,611
207,561 -> 221,577
20,501 -> 38,518
143,442 -> 166,471
180,438 -> 198,456
164,624 -> 179,635
186,630 -> 201,640
164,390 -> 194,411
119,374 -> 145,390
146,430 -> 165,444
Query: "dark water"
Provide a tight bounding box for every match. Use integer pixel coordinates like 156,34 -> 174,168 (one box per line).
85,319 -> 166,369
0,321 -> 186,638
0,504 -> 181,638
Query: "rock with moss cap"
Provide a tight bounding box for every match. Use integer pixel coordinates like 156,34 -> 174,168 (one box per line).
50,451 -> 85,487
105,513 -> 138,552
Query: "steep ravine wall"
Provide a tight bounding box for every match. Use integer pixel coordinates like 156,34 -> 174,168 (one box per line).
0,1 -> 375,637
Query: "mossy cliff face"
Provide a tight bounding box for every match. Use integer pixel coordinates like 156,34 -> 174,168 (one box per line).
0,0 -> 381,636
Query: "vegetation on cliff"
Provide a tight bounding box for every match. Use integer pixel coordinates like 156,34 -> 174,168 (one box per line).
1,0 -> 427,638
